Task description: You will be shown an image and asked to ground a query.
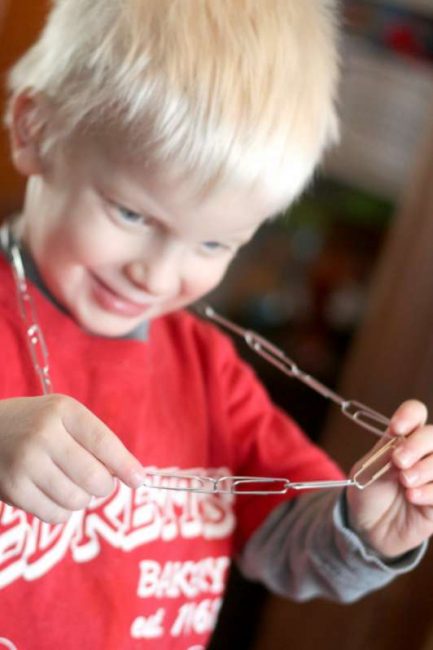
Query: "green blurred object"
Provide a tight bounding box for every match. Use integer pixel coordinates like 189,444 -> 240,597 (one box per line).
281,178 -> 394,231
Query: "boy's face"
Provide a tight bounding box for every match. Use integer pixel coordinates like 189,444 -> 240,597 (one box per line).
18,137 -> 276,337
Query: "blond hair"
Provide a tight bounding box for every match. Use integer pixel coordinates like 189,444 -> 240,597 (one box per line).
7,0 -> 340,205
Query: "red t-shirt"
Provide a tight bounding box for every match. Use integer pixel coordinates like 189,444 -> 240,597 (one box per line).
0,256 -> 342,649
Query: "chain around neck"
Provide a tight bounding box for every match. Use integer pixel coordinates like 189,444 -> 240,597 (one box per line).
1,223 -> 53,395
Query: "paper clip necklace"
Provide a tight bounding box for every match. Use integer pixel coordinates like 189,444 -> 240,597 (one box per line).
1,222 -> 399,495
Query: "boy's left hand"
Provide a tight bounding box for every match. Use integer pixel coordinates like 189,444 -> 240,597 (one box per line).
346,399 -> 433,559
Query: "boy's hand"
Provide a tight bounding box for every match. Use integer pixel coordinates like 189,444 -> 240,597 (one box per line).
0,394 -> 146,523
346,399 -> 433,558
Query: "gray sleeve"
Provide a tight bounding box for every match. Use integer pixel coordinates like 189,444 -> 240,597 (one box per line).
237,490 -> 427,603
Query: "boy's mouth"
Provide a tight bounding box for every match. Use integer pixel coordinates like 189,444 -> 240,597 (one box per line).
90,274 -> 152,318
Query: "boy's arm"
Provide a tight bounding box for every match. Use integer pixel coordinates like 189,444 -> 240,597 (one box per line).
239,400 -> 433,601
237,489 -> 426,603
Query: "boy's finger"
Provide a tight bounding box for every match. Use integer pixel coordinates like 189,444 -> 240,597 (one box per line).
393,425 -> 433,470
52,437 -> 115,497
35,463 -> 92,511
400,450 -> 433,488
62,400 -> 146,488
406,483 -> 433,507
389,399 -> 428,436
14,478 -> 72,524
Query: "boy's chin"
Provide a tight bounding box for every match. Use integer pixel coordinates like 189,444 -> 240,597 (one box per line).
74,310 -> 149,339
73,299 -> 189,337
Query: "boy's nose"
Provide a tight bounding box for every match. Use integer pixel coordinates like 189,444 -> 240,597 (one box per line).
124,256 -> 181,297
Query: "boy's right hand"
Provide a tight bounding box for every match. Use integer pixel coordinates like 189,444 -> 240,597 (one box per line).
0,394 -> 146,523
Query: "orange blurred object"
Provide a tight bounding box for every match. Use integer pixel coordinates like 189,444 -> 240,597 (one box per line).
0,1 -> 48,216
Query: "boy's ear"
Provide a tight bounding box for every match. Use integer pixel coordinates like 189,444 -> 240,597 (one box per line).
9,90 -> 51,177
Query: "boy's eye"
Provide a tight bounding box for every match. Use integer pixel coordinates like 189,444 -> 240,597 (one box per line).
200,241 -> 229,254
116,205 -> 150,225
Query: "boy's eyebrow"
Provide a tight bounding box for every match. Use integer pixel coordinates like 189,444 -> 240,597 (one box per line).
97,184 -> 167,222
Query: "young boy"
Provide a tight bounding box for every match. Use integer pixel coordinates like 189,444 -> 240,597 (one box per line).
0,1 -> 433,648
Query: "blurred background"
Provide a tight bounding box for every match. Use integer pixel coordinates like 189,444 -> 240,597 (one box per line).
1,1 -> 433,649
209,0 -> 433,443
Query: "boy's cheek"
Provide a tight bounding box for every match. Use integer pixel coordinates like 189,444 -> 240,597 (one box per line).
187,263 -> 230,296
